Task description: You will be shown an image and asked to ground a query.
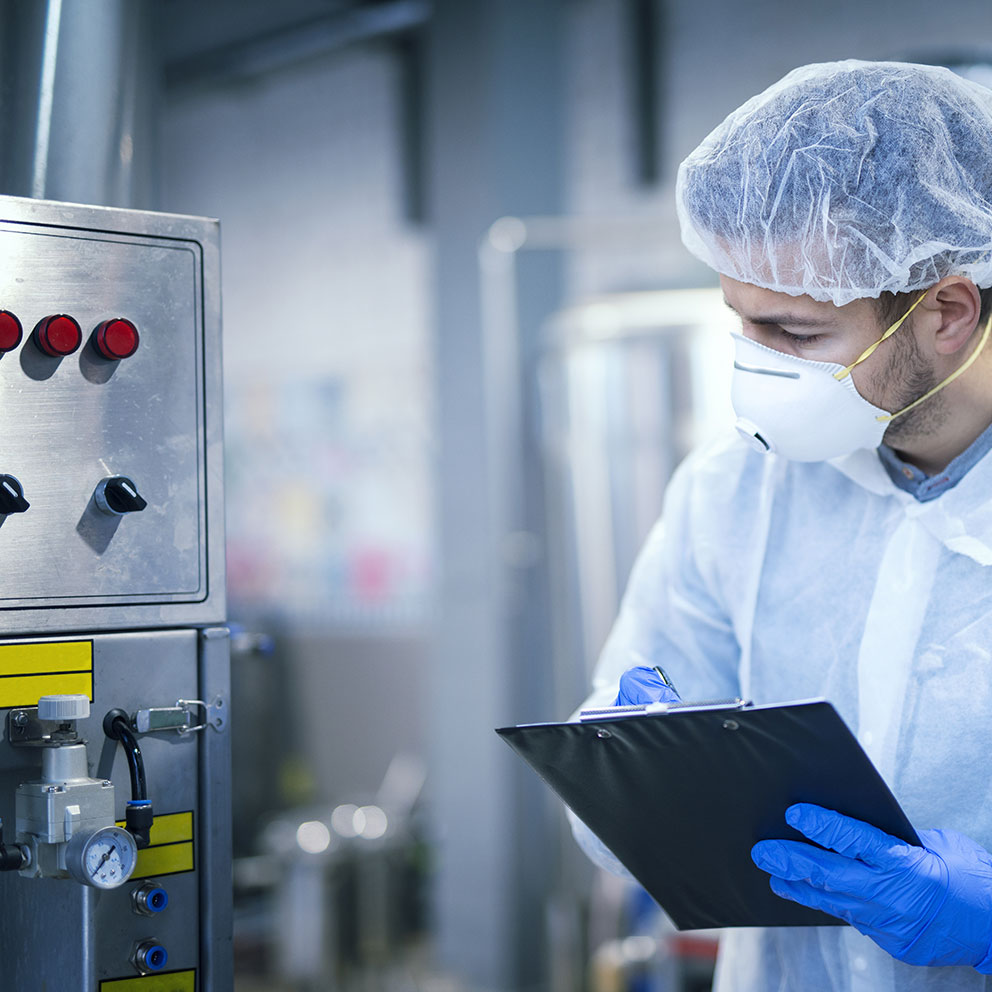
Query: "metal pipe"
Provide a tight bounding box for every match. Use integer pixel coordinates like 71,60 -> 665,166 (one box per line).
8,0 -> 157,207
31,0 -> 63,198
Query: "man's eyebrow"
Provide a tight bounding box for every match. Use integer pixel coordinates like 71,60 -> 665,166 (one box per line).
722,297 -> 834,327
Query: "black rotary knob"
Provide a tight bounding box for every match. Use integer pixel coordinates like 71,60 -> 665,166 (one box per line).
0,475 -> 29,515
94,476 -> 147,516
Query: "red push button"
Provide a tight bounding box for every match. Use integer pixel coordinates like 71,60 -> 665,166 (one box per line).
93,318 -> 140,360
34,315 -> 82,357
0,311 -> 23,353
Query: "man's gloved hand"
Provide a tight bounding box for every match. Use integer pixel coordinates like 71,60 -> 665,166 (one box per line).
751,803 -> 992,972
613,665 -> 681,706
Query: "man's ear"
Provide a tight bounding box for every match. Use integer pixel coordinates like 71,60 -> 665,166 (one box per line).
925,277 -> 982,356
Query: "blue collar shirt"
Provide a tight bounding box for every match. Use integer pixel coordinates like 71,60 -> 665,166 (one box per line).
877,419 -> 992,502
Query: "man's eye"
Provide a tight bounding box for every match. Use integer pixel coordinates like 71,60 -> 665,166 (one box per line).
780,330 -> 822,346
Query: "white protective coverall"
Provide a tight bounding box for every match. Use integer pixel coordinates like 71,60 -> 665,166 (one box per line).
575,428 -> 992,992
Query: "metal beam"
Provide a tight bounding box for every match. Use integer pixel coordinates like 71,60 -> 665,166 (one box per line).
163,1 -> 432,92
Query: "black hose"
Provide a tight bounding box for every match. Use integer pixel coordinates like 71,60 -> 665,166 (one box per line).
103,709 -> 147,801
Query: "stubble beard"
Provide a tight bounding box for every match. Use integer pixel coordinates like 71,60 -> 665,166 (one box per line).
877,325 -> 947,448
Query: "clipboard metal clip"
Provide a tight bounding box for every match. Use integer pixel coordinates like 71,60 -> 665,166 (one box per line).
578,698 -> 752,722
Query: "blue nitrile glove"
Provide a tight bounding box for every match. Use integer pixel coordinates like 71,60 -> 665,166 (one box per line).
613,665 -> 682,706
751,803 -> 992,972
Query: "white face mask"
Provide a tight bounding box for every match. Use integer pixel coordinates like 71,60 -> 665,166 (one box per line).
731,294 -> 992,461
731,334 -> 889,461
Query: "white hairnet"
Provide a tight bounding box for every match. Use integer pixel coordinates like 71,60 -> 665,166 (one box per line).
676,60 -> 992,305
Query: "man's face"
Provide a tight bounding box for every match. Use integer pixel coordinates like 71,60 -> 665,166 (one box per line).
719,275 -> 943,445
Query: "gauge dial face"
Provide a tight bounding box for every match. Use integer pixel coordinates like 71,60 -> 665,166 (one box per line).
80,826 -> 138,889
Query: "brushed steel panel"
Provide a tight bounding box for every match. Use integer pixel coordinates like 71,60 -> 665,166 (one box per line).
0,195 -> 225,632
0,226 -> 204,603
0,630 -> 205,986
198,627 -> 233,992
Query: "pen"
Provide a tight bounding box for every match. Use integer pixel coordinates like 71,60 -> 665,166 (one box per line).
653,665 -> 679,697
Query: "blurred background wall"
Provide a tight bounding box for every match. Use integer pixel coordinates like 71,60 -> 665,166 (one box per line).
1,0 -> 991,989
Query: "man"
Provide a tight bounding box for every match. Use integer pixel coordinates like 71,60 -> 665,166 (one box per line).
573,61 -> 992,990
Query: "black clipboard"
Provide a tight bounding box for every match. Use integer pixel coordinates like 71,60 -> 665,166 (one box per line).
497,698 -> 921,930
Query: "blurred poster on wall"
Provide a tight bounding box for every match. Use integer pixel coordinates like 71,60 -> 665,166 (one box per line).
224,373 -> 433,630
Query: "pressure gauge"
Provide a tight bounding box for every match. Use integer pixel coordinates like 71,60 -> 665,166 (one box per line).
65,825 -> 138,889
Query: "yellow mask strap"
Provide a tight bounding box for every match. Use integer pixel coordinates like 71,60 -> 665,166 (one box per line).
876,307 -> 992,424
833,291 -> 929,382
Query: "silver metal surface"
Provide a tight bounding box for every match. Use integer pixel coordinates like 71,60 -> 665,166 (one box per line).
0,882 -> 95,989
8,707 -> 49,746
0,629 -> 204,986
0,198 -> 229,990
180,697 -> 225,734
132,699 -> 226,741
42,741 -> 91,781
133,697 -> 225,735
15,737 -> 123,886
0,225 -> 201,596
198,626 -> 233,992
0,195 -> 224,635
10,1 -> 158,209
16,775 -> 113,845
134,706 -> 183,734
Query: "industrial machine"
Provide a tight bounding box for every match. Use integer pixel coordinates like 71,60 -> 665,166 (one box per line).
0,196 -> 229,991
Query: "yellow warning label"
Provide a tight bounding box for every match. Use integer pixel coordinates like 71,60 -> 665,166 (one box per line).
134,841 -> 194,878
144,810 -> 194,847
0,641 -> 93,708
99,969 -> 196,992
117,811 -> 195,879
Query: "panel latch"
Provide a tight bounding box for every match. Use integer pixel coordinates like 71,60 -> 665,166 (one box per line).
132,697 -> 225,735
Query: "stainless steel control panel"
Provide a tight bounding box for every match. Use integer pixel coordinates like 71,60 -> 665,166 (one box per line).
0,198 -> 230,992
0,197 -> 224,633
